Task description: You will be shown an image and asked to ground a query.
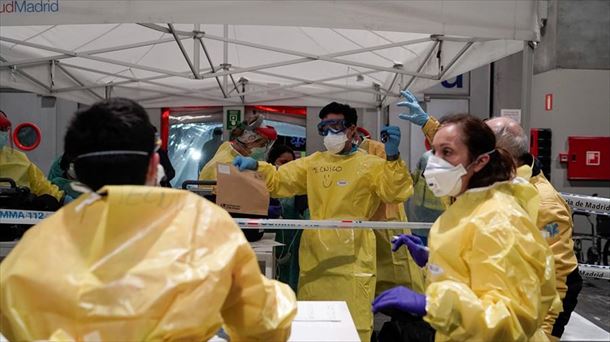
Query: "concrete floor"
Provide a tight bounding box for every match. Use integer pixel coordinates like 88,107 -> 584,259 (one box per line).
575,278 -> 610,332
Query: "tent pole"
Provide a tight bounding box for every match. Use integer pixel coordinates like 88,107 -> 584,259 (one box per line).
402,40 -> 441,91
0,36 -> 190,78
438,41 -> 474,80
520,41 -> 534,133
250,69 -> 388,97
193,24 -> 201,76
196,37 -> 228,98
245,81 -> 374,107
0,36 -> 189,69
223,24 -> 229,98
55,63 -> 104,101
0,56 -> 51,93
168,23 -> 200,80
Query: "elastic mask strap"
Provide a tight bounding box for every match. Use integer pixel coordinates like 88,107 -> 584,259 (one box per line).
467,149 -> 496,170
75,150 -> 149,160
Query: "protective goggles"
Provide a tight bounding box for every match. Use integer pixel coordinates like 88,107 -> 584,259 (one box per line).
317,119 -> 349,136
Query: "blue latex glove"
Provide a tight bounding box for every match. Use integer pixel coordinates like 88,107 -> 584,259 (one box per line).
397,90 -> 429,126
372,286 -> 427,316
233,156 -> 258,171
392,234 -> 429,267
381,125 -> 400,158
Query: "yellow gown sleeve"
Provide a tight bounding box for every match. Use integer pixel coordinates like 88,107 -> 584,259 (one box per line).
422,116 -> 440,145
538,193 -> 577,336
27,162 -> 63,201
257,158 -> 309,198
425,215 -> 555,341
371,158 -> 413,204
220,214 -> 297,341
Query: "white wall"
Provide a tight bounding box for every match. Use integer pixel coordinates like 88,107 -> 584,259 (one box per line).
530,69 -> 610,197
145,107 -> 162,130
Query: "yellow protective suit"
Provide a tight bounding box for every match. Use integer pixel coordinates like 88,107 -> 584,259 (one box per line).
0,146 -> 63,200
199,141 -> 240,181
424,179 -> 562,342
360,138 -> 425,294
518,164 -> 578,338
257,150 -> 412,341
0,186 -> 297,341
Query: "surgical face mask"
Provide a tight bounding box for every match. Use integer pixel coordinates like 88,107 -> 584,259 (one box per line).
423,155 -> 467,197
249,146 -> 267,161
0,131 -> 8,148
323,132 -> 348,154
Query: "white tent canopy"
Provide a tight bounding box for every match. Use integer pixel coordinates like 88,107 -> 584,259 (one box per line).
0,0 -> 541,107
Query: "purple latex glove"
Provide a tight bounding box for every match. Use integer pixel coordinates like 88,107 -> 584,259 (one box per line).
392,234 -> 429,267
268,204 -> 282,218
372,286 -> 427,316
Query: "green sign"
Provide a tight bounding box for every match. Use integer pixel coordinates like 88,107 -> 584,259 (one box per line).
226,109 -> 241,130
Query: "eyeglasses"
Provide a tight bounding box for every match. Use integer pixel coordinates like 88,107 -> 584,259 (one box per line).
317,119 -> 348,136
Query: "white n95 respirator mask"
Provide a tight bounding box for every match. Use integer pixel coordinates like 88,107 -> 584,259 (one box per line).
323,132 -> 348,154
423,155 -> 467,197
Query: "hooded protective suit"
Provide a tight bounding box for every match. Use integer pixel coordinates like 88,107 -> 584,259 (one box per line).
424,179 -> 562,341
360,138 -> 425,294
422,116 -> 577,340
0,186 -> 296,341
0,146 -> 63,201
199,141 -> 239,181
257,150 -> 412,341
518,162 -> 580,339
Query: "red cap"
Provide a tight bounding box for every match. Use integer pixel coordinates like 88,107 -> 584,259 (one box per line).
256,126 -> 278,141
0,111 -> 10,130
424,138 -> 431,151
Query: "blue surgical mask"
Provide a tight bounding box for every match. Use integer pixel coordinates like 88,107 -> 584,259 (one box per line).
250,147 -> 267,161
0,131 -> 8,148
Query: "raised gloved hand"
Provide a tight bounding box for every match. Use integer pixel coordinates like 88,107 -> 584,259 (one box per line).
381,125 -> 401,158
372,286 -> 427,316
398,90 -> 429,126
392,234 -> 428,267
233,156 -> 258,171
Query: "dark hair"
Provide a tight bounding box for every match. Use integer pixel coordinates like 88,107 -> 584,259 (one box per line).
64,98 -> 155,191
319,102 -> 358,127
267,144 -> 295,164
439,114 -> 515,189
212,127 -> 223,136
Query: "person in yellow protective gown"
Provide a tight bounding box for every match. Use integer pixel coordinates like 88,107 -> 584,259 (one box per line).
357,133 -> 425,295
374,113 -> 561,341
199,114 -> 277,182
233,102 -> 413,342
487,117 -> 581,341
0,98 -> 296,341
0,110 -> 63,201
399,90 -> 579,341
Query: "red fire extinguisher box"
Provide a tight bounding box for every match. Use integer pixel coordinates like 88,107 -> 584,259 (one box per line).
559,137 -> 610,181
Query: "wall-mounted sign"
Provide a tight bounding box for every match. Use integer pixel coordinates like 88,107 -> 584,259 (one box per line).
226,109 -> 241,130
545,94 -> 553,111
500,109 -> 522,124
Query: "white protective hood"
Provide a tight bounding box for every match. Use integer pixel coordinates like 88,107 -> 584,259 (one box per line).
0,0 -> 542,107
